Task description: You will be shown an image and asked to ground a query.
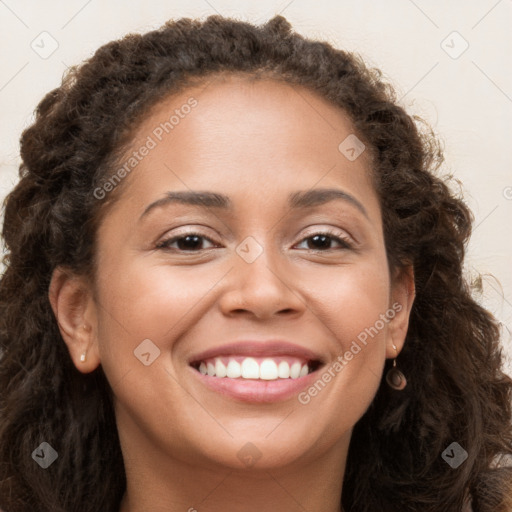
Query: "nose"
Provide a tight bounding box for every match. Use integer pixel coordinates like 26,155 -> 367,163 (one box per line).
218,241 -> 305,320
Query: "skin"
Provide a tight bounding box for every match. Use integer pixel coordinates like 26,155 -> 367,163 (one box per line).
49,74 -> 415,512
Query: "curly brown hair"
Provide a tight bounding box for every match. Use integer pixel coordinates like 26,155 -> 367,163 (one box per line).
0,14 -> 511,512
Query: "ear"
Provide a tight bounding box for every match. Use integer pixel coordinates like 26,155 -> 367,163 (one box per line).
385,264 -> 415,359
48,266 -> 100,373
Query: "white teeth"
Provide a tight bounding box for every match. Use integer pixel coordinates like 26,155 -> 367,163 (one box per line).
290,362 -> 302,379
215,359 -> 227,378
259,359 -> 278,380
278,361 -> 290,378
196,356 -> 313,380
226,359 -> 241,378
241,357 -> 260,379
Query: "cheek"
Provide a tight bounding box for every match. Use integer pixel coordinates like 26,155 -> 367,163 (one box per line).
93,259 -> 221,364
302,255 -> 391,349
295,256 -> 390,416
96,246 -> 390,350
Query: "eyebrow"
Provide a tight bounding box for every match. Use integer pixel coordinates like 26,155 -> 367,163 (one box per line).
139,187 -> 369,220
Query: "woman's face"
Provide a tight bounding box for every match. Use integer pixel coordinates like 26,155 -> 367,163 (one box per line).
65,75 -> 413,472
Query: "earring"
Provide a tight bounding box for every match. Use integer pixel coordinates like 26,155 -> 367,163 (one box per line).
386,343 -> 407,390
81,325 -> 90,363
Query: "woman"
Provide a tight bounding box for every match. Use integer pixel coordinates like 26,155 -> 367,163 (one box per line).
0,14 -> 511,512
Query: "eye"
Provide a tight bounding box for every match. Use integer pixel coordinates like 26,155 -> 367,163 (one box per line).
156,228 -> 353,253
156,231 -> 218,252
294,229 -> 353,251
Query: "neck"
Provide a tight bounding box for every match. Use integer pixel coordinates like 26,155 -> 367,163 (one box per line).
117,423 -> 350,512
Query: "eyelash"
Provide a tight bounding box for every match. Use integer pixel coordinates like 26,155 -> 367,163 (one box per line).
156,228 -> 354,253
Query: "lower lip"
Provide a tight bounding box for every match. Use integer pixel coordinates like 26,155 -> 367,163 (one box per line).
188,365 -> 322,403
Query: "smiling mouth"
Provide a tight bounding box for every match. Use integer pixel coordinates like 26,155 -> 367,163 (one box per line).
190,356 -> 323,381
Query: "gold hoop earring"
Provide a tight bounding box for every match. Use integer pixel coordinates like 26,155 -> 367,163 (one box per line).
385,343 -> 407,390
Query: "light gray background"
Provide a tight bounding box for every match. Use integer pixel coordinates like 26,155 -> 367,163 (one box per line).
0,0 -> 511,375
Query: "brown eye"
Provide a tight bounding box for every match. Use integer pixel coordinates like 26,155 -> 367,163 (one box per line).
295,230 -> 353,251
157,232 -> 217,252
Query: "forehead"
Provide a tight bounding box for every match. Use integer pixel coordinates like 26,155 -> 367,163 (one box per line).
108,74 -> 377,216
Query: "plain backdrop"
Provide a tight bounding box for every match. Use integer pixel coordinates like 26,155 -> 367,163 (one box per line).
0,0 -> 511,376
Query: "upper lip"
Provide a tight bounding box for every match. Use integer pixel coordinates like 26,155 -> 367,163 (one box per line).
188,340 -> 324,365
